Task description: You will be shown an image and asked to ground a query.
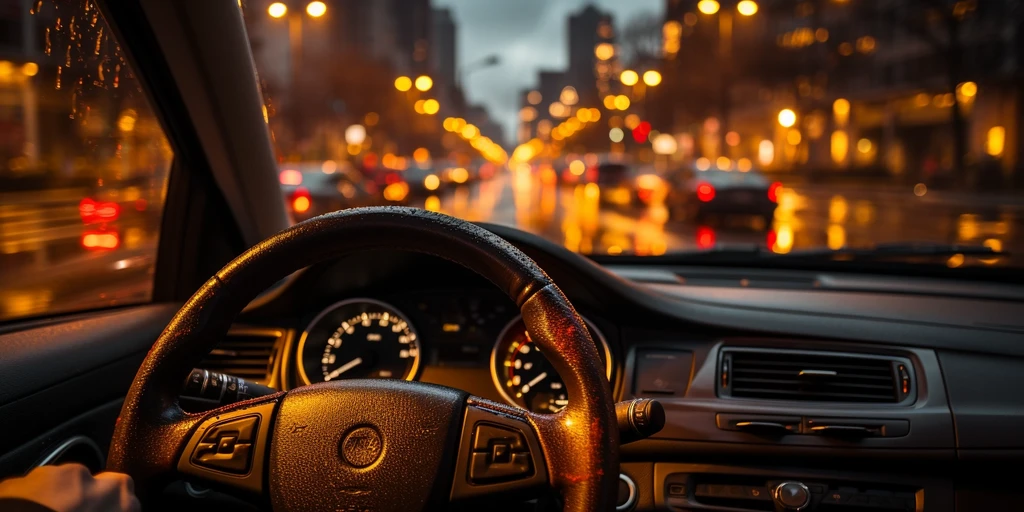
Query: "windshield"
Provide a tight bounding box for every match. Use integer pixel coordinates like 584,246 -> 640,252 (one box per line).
246,0 -> 1022,269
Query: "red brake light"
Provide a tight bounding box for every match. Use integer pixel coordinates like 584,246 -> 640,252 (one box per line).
696,226 -> 716,249
79,197 -> 120,224
696,182 -> 715,202
291,187 -> 311,213
768,181 -> 782,203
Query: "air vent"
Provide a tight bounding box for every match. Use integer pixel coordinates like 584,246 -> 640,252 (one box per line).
720,348 -> 913,403
199,327 -> 284,385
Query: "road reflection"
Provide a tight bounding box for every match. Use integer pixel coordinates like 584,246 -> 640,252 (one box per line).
2,168 -> 1022,321
409,170 -> 1023,267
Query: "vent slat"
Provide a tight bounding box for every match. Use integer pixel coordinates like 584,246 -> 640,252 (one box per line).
199,332 -> 280,385
727,350 -> 898,403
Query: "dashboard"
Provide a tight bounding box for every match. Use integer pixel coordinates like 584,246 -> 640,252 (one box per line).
205,224 -> 1024,512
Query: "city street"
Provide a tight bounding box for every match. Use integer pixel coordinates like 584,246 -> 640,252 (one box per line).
409,173 -> 1024,259
2,173 -> 1021,322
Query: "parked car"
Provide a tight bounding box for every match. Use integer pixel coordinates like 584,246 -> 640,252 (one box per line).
666,166 -> 781,226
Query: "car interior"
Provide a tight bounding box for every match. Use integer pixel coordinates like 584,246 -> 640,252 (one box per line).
1,1 -> 1023,511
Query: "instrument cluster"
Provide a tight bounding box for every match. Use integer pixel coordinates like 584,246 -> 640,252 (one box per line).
294,292 -> 614,413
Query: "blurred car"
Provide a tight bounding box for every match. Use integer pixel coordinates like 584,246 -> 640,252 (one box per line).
595,160 -> 636,207
279,163 -> 378,221
666,166 -> 781,226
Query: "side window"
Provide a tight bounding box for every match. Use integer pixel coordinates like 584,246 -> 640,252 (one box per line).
0,1 -> 173,322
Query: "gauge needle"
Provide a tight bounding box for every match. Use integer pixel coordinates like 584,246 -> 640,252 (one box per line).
325,357 -> 363,381
522,371 -> 548,393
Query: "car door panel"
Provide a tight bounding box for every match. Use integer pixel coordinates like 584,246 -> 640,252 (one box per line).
0,305 -> 177,473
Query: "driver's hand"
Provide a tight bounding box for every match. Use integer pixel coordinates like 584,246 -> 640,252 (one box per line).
0,464 -> 140,512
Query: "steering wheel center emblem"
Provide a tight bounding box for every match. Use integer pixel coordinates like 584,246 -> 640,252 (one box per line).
340,426 -> 383,468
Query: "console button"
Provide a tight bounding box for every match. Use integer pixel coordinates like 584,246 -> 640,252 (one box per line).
773,482 -> 810,510
190,415 -> 259,474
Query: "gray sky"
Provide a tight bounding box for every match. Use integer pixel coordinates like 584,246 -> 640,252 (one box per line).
433,0 -> 664,145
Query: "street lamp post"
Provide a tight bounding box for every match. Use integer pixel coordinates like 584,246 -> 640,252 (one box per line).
268,1 -> 326,148
457,54 -> 500,90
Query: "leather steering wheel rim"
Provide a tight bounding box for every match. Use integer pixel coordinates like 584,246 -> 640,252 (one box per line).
107,207 -> 618,511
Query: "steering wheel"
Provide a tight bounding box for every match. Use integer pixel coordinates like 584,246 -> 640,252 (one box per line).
107,207 -> 618,511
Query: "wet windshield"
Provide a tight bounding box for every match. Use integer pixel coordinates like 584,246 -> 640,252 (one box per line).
243,0 -> 1022,267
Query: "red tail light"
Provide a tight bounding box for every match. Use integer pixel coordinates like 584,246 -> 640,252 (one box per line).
291,187 -> 311,214
768,181 -> 782,203
696,226 -> 716,249
696,182 -> 715,202
766,229 -> 777,249
79,197 -> 120,224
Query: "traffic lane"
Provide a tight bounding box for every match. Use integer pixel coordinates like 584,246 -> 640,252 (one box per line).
410,177 -> 1021,263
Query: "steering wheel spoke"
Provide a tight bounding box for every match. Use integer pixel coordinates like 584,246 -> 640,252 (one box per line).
176,395 -> 281,496
449,396 -> 549,503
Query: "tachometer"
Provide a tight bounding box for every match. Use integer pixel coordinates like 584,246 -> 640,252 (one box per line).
490,315 -> 611,413
298,298 -> 420,385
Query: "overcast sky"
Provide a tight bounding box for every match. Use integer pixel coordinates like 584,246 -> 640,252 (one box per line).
433,0 -> 663,144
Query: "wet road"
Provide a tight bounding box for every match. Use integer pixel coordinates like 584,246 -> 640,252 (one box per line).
2,172 -> 1022,322
409,172 -> 1024,261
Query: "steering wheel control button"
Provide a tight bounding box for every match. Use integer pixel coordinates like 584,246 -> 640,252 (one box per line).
468,422 -> 533,483
339,426 -> 383,468
472,423 -> 527,451
190,415 -> 259,474
773,481 -> 811,510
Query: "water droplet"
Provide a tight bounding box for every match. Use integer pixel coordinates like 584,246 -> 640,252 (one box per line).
65,46 -> 71,67
94,27 -> 103,55
44,28 -> 51,55
55,66 -> 62,90
97,62 -> 104,82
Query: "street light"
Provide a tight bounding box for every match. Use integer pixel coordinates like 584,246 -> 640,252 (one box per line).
778,109 -> 797,128
414,75 -> 433,92
620,69 -> 639,86
268,2 -> 287,18
737,0 -> 759,16
395,76 -> 412,91
306,1 -> 326,17
697,0 -> 720,15
643,70 -> 662,86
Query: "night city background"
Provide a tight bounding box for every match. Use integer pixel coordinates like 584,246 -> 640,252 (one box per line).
1,0 -> 1022,321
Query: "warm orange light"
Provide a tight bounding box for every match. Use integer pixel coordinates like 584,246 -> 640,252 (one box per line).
414,99 -> 426,114
422,98 -> 440,115
81,231 -> 120,250
642,70 -> 662,86
268,2 -> 287,18
461,124 -> 479,139
778,108 -> 797,128
415,75 -> 433,92
306,1 -> 326,17
697,0 -> 720,15
450,167 -> 469,184
737,0 -> 758,16
594,43 -> 615,61
620,70 -> 639,86
613,95 -> 630,110
394,76 -> 412,91
413,147 -> 430,163
603,95 -> 617,110
424,174 -> 440,191
292,195 -> 311,213
21,62 -> 38,77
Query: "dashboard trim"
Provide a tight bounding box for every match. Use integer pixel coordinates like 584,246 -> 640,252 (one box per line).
489,314 -> 613,412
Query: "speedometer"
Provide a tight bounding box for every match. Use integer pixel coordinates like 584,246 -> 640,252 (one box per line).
298,298 -> 421,385
490,315 -> 611,413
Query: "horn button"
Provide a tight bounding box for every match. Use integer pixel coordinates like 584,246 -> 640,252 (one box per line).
269,380 -> 467,511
